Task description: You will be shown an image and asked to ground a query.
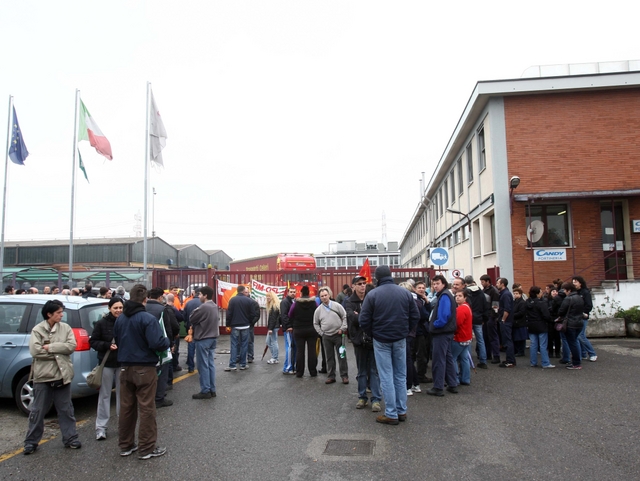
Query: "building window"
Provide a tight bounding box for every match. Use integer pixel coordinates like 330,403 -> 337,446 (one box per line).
438,189 -> 443,217
328,257 -> 336,267
453,229 -> 460,245
379,255 -> 388,265
357,256 -> 366,267
337,257 -> 346,267
444,180 -> 449,207
466,142 -> 473,183
370,257 -> 378,266
478,127 -> 486,171
317,258 -> 326,267
483,213 -> 496,253
347,257 -> 356,267
525,204 -> 570,247
457,158 -> 463,195
462,224 -> 469,241
449,170 -> 455,205
473,219 -> 481,256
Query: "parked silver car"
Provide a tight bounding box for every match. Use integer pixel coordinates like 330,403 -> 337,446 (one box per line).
0,295 -> 109,414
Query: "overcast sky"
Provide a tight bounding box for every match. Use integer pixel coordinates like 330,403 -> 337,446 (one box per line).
1,1 -> 638,261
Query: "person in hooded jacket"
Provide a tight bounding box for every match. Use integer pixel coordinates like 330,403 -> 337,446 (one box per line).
526,286 -> 554,368
546,286 -> 562,358
462,276 -> 488,369
557,282 -> 585,370
360,266 -> 419,425
288,285 -> 319,377
90,296 -> 124,440
113,284 -> 170,460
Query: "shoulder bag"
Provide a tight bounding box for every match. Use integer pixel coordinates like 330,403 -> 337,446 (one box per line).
87,338 -> 114,390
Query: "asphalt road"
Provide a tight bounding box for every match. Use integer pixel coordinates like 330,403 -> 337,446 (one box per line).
1,336 -> 639,480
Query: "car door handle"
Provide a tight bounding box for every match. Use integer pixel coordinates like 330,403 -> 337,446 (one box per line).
2,343 -> 18,348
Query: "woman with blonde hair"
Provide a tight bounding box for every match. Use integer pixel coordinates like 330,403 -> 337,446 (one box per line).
265,291 -> 281,364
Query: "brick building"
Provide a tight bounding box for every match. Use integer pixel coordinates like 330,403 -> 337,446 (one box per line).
400,61 -> 640,296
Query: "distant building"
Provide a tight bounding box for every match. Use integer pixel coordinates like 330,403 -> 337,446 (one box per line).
2,237 -> 232,271
315,240 -> 400,270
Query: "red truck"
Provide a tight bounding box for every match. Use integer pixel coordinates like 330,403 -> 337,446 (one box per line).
230,253 -> 318,295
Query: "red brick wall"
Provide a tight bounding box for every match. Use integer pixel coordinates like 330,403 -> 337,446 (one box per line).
505,88 -> 640,288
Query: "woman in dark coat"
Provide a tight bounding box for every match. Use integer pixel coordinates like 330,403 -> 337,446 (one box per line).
288,286 -> 319,378
557,282 -> 584,370
572,276 -> 597,362
526,286 -> 554,368
512,287 -> 528,357
89,296 -> 123,440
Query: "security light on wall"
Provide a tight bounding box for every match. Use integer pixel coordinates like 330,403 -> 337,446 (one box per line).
510,176 -> 521,189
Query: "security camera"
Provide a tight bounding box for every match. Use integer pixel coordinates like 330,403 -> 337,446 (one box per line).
510,176 -> 521,189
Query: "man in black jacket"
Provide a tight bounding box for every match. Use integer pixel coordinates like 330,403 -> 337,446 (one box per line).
461,276 -> 489,369
225,285 -> 259,371
280,287 -> 297,374
146,287 -> 179,408
480,275 -> 502,364
344,275 -> 381,412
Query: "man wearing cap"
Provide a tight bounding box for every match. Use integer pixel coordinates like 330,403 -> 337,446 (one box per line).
359,266 -> 419,425
344,275 -> 382,412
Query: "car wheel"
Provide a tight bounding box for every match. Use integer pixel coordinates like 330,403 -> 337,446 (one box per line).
15,373 -> 34,416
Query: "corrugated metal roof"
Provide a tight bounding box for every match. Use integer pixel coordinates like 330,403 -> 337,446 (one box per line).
4,237 -> 146,247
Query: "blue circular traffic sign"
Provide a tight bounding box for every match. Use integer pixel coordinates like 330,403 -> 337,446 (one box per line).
430,248 -> 449,266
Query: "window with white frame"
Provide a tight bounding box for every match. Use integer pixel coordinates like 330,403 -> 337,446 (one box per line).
444,180 -> 449,207
347,257 -> 356,267
438,189 -> 443,217
449,170 -> 455,205
457,158 -> 463,195
453,229 -> 460,245
478,127 -> 486,171
466,141 -> 473,183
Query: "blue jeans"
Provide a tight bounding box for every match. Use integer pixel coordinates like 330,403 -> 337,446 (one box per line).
229,328 -> 249,368
450,340 -> 471,384
248,326 -> 255,361
354,345 -> 381,403
187,341 -> 196,372
529,332 -> 551,367
373,338 -> 407,419
283,330 -> 296,373
267,328 -> 279,360
472,324 -> 487,363
560,332 -> 571,362
564,328 -> 582,366
196,337 -> 217,393
578,320 -> 596,358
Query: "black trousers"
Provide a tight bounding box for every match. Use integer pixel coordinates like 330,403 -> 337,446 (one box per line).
293,327 -> 318,377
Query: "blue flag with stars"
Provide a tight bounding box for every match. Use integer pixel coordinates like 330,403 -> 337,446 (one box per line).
9,106 -> 29,165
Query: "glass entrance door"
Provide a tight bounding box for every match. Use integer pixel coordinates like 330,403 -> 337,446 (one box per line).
600,202 -> 627,280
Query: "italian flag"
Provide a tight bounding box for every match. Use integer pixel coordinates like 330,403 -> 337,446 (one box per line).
78,100 -> 113,160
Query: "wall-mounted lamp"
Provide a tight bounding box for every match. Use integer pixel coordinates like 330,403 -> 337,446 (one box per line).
509,176 -> 520,214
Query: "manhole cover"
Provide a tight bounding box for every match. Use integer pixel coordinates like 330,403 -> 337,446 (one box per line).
323,439 -> 375,456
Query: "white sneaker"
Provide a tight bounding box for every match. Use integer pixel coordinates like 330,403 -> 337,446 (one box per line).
589,355 -> 597,362
407,389 -> 414,396
267,359 -> 279,364
542,364 -> 556,369
411,385 -> 422,393
224,366 -> 237,371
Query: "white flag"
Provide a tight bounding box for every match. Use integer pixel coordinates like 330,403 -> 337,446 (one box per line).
149,90 -> 167,167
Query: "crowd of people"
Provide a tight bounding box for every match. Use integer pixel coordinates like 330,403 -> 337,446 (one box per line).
4,282 -> 130,298
19,268 -> 599,458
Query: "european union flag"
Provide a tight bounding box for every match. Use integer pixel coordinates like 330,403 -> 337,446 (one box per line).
8,106 -> 29,165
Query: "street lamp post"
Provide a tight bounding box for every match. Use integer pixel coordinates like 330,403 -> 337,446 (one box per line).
447,207 -> 473,278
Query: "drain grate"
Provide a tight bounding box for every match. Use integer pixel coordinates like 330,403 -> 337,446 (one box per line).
323,439 -> 375,456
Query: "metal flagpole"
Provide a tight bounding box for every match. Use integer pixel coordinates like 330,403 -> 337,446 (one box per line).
143,82 -> 150,272
69,90 -> 80,276
1,95 -> 14,285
